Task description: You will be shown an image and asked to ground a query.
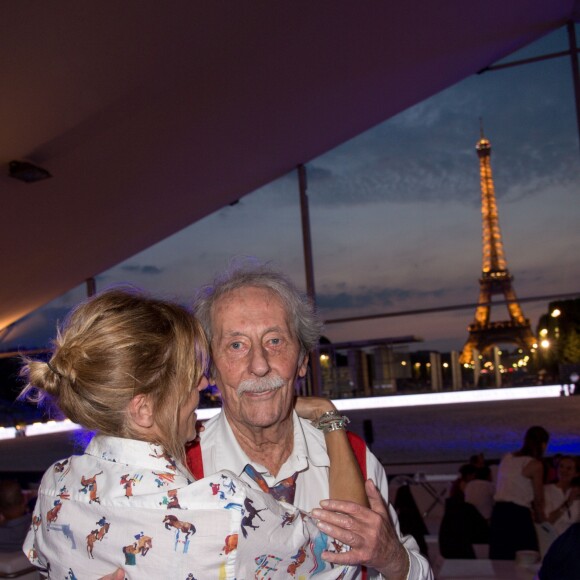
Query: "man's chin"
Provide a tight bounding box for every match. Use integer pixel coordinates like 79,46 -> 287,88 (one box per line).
238,400 -> 290,429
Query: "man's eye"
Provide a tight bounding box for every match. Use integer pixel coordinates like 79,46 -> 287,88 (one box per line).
230,342 -> 242,350
270,338 -> 281,345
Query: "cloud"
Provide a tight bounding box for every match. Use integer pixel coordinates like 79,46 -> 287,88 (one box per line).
317,285 -> 449,313
248,52 -> 578,211
120,264 -> 163,275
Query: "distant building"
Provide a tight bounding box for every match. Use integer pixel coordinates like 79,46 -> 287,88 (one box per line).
318,336 -> 420,397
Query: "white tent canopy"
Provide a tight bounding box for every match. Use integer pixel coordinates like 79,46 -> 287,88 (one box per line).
1,1 -> 578,331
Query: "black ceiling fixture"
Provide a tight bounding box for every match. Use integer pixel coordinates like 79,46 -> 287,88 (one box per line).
9,160 -> 52,183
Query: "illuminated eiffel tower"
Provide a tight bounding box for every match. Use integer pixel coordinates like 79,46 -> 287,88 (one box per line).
460,128 -> 536,364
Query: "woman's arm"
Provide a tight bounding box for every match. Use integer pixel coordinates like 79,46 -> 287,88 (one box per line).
295,396 -> 369,507
547,499 -> 570,524
524,458 -> 546,522
545,485 -> 575,524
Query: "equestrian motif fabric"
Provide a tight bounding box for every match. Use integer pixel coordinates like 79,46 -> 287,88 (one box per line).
193,411 -> 433,580
24,435 -> 355,579
243,464 -> 299,505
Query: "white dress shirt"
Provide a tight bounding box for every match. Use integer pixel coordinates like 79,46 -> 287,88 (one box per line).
24,435 -> 356,579
544,484 -> 580,536
199,411 -> 433,580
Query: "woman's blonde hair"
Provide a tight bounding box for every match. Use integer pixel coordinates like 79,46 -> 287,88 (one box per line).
20,287 -> 209,463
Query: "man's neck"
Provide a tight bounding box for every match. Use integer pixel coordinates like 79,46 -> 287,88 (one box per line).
225,411 -> 294,477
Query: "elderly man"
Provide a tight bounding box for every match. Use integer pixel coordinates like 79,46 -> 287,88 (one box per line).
187,262 -> 432,580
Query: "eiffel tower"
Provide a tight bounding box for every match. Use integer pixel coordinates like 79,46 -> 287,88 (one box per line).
460,128 -> 536,364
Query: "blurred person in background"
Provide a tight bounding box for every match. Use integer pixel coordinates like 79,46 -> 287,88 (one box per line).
544,456 -> 580,537
489,425 -> 549,560
465,465 -> 495,522
448,464 -> 477,501
0,480 -> 31,553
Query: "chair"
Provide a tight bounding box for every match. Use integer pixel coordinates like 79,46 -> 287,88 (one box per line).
0,551 -> 40,580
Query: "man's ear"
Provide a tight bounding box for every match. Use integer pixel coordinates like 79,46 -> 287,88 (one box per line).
298,353 -> 309,378
128,394 -> 155,428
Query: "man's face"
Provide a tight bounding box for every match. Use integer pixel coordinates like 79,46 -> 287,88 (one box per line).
211,286 -> 308,431
558,458 -> 577,483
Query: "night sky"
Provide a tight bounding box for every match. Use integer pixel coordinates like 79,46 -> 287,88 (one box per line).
2,25 -> 579,355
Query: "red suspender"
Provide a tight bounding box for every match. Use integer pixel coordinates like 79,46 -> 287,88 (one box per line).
346,431 -> 368,478
185,441 -> 204,480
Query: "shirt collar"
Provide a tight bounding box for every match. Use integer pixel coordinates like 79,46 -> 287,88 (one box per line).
85,434 -> 191,478
210,410 -> 330,480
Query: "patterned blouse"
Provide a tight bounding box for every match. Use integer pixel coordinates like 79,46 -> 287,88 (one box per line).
24,435 -> 354,579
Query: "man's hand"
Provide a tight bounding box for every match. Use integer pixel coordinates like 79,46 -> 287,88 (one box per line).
98,569 -> 125,580
311,479 -> 409,580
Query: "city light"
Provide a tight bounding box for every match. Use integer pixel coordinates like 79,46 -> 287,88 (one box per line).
540,339 -> 550,348
551,309 -> 561,318
0,385 -> 565,442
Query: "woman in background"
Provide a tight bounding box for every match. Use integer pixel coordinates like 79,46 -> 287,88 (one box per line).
489,425 -> 549,560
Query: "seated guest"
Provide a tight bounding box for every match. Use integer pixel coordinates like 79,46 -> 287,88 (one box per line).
544,456 -> 580,537
0,480 -> 31,553
489,425 -> 549,560
394,484 -> 429,557
469,453 -> 486,470
465,465 -> 495,522
448,464 -> 477,501
20,288 -> 367,579
438,495 -> 489,559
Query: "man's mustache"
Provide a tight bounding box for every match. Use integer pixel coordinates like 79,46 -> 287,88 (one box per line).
237,375 -> 285,395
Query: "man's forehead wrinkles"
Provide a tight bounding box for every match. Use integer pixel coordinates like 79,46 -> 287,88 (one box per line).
222,325 -> 287,338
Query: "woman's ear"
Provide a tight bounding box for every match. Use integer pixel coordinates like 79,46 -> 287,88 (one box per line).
128,393 -> 155,428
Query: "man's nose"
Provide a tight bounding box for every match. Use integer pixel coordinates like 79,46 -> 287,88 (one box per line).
249,345 -> 270,376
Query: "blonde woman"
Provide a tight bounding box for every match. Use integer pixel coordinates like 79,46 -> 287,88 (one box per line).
21,288 -> 365,579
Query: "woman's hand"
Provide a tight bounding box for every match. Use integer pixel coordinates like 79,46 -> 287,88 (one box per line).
294,396 -> 337,422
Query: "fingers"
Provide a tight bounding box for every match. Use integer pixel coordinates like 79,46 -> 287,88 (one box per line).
312,504 -> 380,550
317,498 -> 365,516
321,549 -> 363,566
313,506 -> 364,529
365,479 -> 389,516
317,522 -> 359,551
317,479 -> 385,517
98,570 -> 125,580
